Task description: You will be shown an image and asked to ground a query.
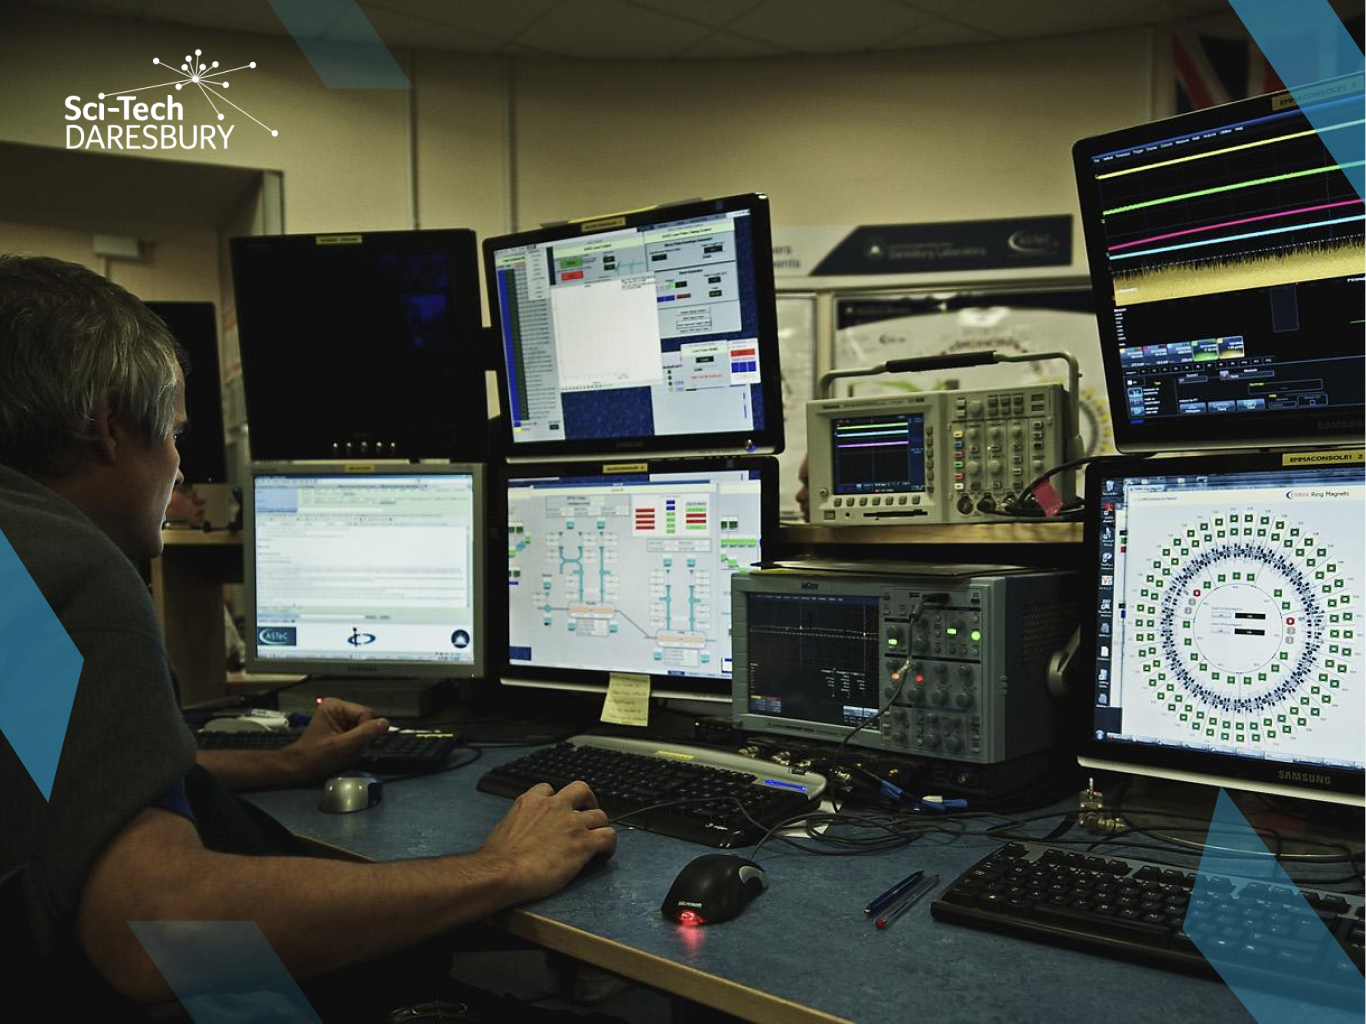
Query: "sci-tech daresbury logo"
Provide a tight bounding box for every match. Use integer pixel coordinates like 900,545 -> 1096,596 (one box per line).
64,48 -> 278,152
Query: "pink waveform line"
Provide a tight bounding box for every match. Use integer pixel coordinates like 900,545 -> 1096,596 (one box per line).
836,440 -> 907,449
1107,198 -> 1364,252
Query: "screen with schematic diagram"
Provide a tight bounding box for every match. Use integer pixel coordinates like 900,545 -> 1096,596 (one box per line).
506,463 -> 770,686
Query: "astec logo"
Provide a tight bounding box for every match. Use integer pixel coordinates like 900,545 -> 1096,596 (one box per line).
257,627 -> 297,647
64,48 -> 278,152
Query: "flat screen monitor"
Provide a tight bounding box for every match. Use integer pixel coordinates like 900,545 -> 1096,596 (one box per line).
484,194 -> 783,458
1079,450 -> 1365,806
230,230 -> 487,461
245,463 -> 485,679
503,457 -> 776,702
144,301 -> 226,484
1073,77 -> 1365,452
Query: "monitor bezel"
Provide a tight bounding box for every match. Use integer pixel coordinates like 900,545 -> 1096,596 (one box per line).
229,229 -> 486,461
144,301 -> 228,485
244,461 -> 487,680
1078,449 -> 1365,806
482,193 -> 785,459
1072,81 -> 1366,455
498,454 -> 779,702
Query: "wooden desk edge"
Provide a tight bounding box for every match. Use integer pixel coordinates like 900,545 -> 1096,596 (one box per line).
289,833 -> 850,1024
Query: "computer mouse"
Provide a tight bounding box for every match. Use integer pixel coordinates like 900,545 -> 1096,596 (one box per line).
660,854 -> 767,925
319,771 -> 383,813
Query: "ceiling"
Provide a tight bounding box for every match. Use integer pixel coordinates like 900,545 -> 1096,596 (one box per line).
21,0 -> 1360,60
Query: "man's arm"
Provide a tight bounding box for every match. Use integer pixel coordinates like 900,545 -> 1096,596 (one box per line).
77,780 -> 615,1003
196,699 -> 390,790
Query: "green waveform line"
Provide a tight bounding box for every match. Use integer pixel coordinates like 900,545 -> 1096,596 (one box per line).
1103,161 -> 1366,216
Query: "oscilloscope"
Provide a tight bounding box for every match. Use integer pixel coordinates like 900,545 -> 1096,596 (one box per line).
806,351 -> 1084,525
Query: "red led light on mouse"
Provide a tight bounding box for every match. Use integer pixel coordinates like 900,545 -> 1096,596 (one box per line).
678,911 -> 704,926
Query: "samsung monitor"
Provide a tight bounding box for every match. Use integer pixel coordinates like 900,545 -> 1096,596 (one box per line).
503,457 -> 776,702
245,463 -> 485,680
1073,77 -> 1365,453
484,194 -> 784,459
230,230 -> 487,461
1080,450 -> 1365,806
144,301 -> 227,485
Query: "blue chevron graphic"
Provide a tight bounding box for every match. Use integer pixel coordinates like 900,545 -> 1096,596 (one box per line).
1230,0 -> 1365,201
0,528 -> 83,801
267,0 -> 411,89
129,921 -> 323,1023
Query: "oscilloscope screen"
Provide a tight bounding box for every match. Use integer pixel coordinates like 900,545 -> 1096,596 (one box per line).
1074,79 -> 1365,452
744,593 -> 882,728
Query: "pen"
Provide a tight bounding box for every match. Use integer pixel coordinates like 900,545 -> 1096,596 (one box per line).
875,873 -> 939,930
864,869 -> 924,916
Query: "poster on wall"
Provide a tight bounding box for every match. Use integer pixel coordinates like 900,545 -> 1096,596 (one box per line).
832,284 -> 1118,488
776,293 -> 817,520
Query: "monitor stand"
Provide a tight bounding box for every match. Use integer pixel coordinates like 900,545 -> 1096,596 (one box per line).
1101,778 -> 1364,862
277,677 -> 462,719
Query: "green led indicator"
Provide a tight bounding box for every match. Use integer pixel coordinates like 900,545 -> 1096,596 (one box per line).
946,627 -> 958,636
888,638 -> 898,646
970,630 -> 982,642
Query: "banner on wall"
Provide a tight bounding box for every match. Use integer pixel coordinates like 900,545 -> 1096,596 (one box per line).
772,216 -> 1072,277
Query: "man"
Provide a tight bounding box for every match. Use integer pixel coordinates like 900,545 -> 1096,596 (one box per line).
0,255 -> 616,1016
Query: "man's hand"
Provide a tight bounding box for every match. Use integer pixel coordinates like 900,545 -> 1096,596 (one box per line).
478,780 -> 617,903
279,698 -> 390,783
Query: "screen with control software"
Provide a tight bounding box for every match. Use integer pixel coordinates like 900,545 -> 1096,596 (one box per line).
246,465 -> 484,678
484,194 -> 783,457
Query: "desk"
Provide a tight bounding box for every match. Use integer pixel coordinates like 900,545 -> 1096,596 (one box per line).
241,748 -> 1278,1024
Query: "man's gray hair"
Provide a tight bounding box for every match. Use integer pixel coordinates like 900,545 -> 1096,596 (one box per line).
0,254 -> 185,476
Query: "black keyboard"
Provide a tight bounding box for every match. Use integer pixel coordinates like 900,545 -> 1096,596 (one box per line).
932,841 -> 1365,1006
476,735 -> 826,848
194,728 -> 462,772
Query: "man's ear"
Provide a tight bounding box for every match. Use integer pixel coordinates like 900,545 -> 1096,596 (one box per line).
88,389 -> 121,464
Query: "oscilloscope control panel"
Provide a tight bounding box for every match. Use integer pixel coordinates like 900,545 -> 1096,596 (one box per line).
732,570 -> 1078,766
807,384 -> 1074,525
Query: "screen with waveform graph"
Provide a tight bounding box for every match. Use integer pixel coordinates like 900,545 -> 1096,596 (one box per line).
1074,75 -> 1365,453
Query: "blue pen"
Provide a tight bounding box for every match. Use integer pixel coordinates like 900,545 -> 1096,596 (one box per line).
864,869 -> 924,916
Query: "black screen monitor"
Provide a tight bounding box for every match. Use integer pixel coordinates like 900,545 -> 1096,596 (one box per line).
230,230 -> 487,461
484,194 -> 784,458
245,462 -> 486,680
502,456 -> 777,702
144,301 -> 226,484
1073,77 -> 1365,453
1080,449 -> 1364,806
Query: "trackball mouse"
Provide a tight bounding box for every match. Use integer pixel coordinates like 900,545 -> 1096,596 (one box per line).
319,771 -> 383,813
661,854 -> 767,925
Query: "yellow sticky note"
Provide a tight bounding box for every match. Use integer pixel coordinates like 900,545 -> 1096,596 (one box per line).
601,672 -> 651,726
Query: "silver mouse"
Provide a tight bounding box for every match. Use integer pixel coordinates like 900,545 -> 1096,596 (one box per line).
319,771 -> 383,813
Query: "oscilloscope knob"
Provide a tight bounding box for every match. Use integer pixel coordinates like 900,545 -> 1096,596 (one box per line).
968,400 -> 984,416
945,735 -> 963,754
931,688 -> 948,707
955,691 -> 974,709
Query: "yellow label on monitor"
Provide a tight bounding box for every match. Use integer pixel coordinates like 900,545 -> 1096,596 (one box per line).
1282,450 -> 1364,466
600,672 -> 650,727
315,234 -> 364,245
578,216 -> 628,232
604,462 -> 648,474
343,464 -> 378,473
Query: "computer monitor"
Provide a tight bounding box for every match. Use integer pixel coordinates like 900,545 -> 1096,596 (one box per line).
1073,77 -> 1365,453
503,457 -> 776,702
1079,450 -> 1365,806
144,301 -> 227,485
484,194 -> 784,458
245,463 -> 485,680
230,229 -> 488,461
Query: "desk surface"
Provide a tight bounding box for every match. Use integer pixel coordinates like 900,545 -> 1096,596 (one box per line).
243,748 -> 1281,1024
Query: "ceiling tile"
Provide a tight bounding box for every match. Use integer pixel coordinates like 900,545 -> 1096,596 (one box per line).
902,0 -> 1188,38
381,0 -> 558,41
24,0 -> 151,15
674,30 -> 790,58
627,0 -> 768,29
726,0 -> 928,53
515,0 -> 713,58
141,0 -> 295,39
872,15 -> 994,49
360,7 -> 502,52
